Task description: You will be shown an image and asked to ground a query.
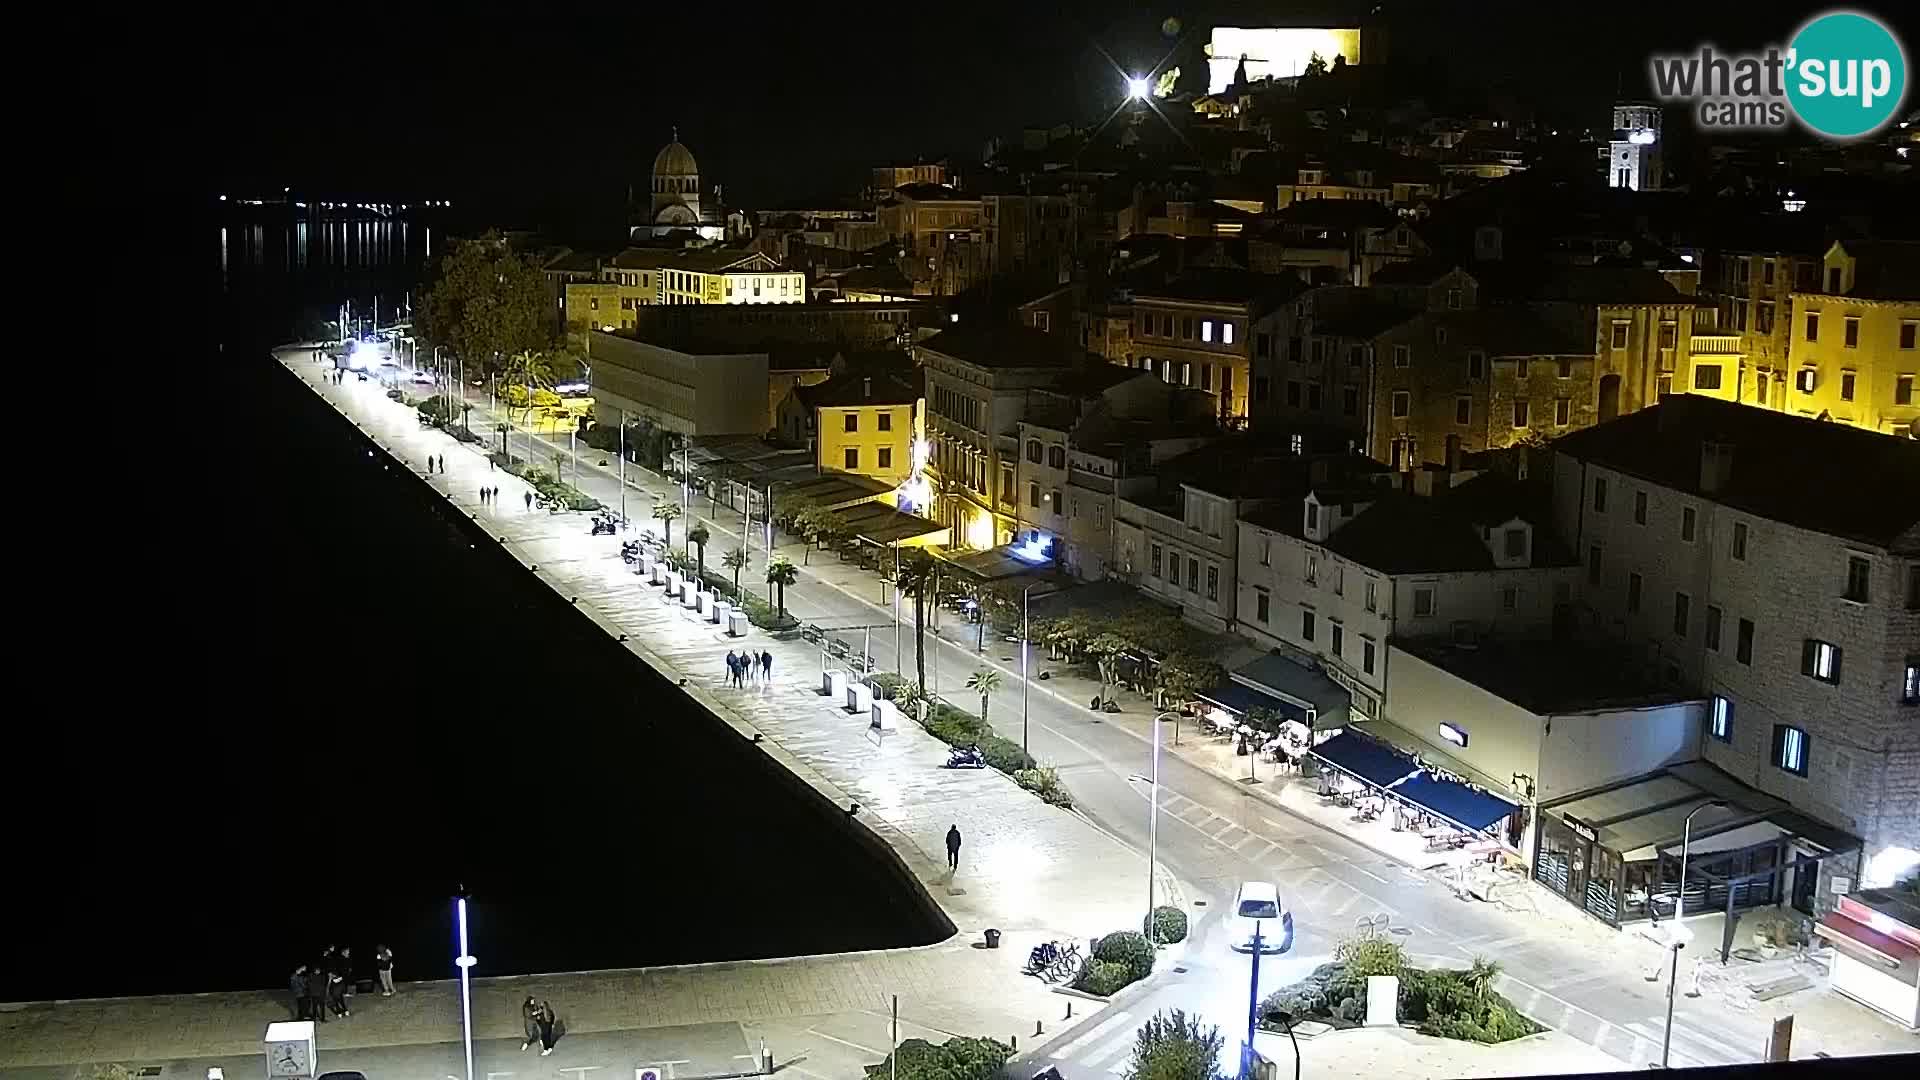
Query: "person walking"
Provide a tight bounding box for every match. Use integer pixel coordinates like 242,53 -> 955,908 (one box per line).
326,966 -> 349,1018
535,999 -> 559,1056
521,996 -> 543,1051
375,944 -> 395,996
725,651 -> 737,686
760,650 -> 773,681
289,965 -> 312,1020
525,490 -> 534,511
945,824 -> 963,872
336,946 -> 355,1011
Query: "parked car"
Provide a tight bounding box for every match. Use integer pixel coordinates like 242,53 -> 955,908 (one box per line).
1230,880 -> 1293,953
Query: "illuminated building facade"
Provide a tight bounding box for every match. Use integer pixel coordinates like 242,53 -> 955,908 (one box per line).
783,369 -> 922,488
1552,396 -> 1920,909
1205,26 -> 1365,93
1128,270 -> 1306,424
916,323 -> 1077,551
1607,103 -> 1663,192
1700,241 -> 1824,412
1785,240 -> 1920,437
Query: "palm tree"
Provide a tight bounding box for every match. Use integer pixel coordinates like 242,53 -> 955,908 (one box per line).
501,349 -> 559,430
651,499 -> 682,548
966,668 -> 1003,724
687,524 -> 711,584
722,546 -> 749,598
765,557 -> 798,619
896,549 -> 939,690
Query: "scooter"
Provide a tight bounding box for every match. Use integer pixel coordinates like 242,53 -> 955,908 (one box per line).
944,744 -> 987,770
620,540 -> 643,564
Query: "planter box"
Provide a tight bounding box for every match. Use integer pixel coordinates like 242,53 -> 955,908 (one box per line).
847,681 -> 873,714
727,611 -> 748,637
664,571 -> 681,594
650,563 -> 664,585
871,700 -> 899,732
710,601 -> 728,625
694,592 -> 710,615
826,670 -> 850,699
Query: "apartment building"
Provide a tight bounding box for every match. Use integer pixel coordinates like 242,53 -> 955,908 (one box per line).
1551,395 -> 1920,908
1236,466 -> 1579,720
1699,226 -> 1825,410
917,323 -> 1078,551
1786,240 -> 1920,436
1128,270 -> 1307,424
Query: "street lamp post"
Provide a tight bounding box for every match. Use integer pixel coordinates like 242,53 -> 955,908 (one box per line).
1019,582 -> 1042,757
454,894 -> 477,1080
1661,799 -> 1727,1069
1242,922 -> 1265,1080
1146,710 -> 1178,936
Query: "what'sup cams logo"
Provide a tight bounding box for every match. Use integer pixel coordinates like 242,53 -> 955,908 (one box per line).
1649,9 -> 1908,138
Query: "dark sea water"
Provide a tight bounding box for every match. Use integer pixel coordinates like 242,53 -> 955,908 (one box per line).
6,213 -> 940,1002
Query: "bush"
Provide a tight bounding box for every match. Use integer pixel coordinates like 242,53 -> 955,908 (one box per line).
869,672 -> 909,698
1094,931 -> 1156,983
1126,1010 -> 1225,1080
488,451 -> 522,470
863,1036 -> 1010,1080
1144,905 -> 1189,944
1013,766 -> 1072,808
1074,960 -> 1133,997
924,702 -> 988,745
1335,934 -> 1406,979
980,734 -> 1034,773
385,388 -> 405,402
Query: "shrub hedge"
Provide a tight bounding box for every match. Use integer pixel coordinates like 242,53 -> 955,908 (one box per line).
1093,931 -> 1155,983
1073,960 -> 1133,997
1144,905 -> 1189,944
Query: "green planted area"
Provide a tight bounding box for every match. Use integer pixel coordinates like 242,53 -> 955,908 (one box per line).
1258,938 -> 1542,1044
869,674 -> 1072,807
1072,930 -> 1156,996
862,1037 -> 1010,1080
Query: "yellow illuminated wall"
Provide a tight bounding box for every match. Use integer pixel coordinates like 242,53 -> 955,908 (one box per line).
817,402 -> 919,487
563,282 -> 645,331
1207,27 -> 1361,92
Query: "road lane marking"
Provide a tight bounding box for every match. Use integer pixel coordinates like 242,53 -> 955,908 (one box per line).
1230,833 -> 1260,852
1053,1012 -> 1134,1057
805,1029 -> 885,1057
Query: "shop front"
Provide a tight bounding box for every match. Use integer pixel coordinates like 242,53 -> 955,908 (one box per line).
1307,730 -> 1520,855
1534,762 -> 1860,955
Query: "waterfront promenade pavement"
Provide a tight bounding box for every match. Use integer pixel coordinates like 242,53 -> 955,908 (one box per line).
0,352 -> 1179,1079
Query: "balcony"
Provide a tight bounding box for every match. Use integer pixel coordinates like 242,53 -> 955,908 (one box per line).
1691,334 -> 1744,356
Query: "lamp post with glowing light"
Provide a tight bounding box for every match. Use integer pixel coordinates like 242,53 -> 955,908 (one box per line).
454,893 -> 477,1080
1019,581 -> 1043,756
1143,711 -> 1180,939
1127,75 -> 1150,100
1661,799 -> 1727,1070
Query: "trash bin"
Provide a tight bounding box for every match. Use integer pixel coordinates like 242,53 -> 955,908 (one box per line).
984,928 -> 1001,949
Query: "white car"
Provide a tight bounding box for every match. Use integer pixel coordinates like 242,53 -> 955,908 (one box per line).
1230,880 -> 1293,953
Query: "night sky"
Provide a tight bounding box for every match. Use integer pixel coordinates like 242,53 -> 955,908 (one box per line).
139,0 -> 1902,234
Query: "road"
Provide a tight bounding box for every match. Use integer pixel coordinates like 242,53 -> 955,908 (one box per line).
458,400 -> 1797,1074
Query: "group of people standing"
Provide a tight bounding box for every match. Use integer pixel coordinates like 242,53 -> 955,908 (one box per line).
290,944 -> 395,1022
479,485 -> 501,504
725,649 -> 773,688
522,996 -> 561,1056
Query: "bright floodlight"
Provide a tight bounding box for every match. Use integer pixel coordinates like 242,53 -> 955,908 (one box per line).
1126,76 -> 1150,100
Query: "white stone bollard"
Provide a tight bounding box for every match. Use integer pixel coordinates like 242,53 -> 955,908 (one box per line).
847,681 -> 873,714
872,699 -> 899,732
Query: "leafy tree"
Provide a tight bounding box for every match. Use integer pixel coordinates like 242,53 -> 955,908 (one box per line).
966,668 -> 1002,724
791,505 -> 845,565
896,548 -> 940,690
688,523 -> 711,582
722,545 -> 749,596
500,349 -> 561,438
417,231 -> 552,382
651,500 -> 682,549
1126,1010 -> 1225,1080
1157,655 -> 1223,710
765,557 -> 798,618
1089,632 -> 1130,702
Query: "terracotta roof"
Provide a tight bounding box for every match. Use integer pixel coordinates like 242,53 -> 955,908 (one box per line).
1552,395 -> 1920,549
916,322 -> 1079,370
795,370 -> 920,410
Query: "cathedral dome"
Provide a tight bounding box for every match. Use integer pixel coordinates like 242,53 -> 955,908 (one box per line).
653,138 -> 699,179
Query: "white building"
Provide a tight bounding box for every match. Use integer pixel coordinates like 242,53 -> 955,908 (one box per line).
1607,103 -> 1662,192
1235,465 -> 1580,721
1550,394 -> 1920,911
587,332 -> 770,437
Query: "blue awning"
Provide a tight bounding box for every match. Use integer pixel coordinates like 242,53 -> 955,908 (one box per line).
1308,731 -> 1418,790
1196,681 -> 1310,723
1394,772 -> 1518,833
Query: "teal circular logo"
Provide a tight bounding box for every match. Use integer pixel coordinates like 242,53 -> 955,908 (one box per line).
1787,11 -> 1908,138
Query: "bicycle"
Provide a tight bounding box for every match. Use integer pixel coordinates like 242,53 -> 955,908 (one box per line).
1046,941 -> 1083,982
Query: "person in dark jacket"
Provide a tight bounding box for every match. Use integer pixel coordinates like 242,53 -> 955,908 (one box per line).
326,967 -> 349,1018
945,824 -> 963,871
289,965 -> 312,1020
521,996 -> 542,1051
375,944 -> 396,996
535,999 -> 558,1055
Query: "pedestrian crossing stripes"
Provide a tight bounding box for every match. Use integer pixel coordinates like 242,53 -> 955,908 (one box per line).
1051,1011 -> 1133,1059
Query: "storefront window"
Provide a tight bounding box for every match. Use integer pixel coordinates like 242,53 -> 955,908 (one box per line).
1622,859 -> 1659,921
1586,847 -> 1622,924
1534,816 -> 1582,899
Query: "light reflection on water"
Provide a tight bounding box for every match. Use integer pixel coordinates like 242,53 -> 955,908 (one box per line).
215,215 -> 434,345
217,218 -> 429,281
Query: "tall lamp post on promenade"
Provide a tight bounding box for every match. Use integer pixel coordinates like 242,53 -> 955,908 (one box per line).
1019,581 -> 1043,756
454,892 -> 477,1080
1142,711 -> 1179,938
1661,799 -> 1727,1069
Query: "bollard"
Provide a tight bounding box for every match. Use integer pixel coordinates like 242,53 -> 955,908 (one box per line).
1034,1020 -> 1043,1037
1010,1034 -> 1017,1052
1065,1001 -> 1073,1019
761,1039 -> 772,1075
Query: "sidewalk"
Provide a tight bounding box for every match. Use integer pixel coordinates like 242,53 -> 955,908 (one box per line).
0,350 -> 1207,1076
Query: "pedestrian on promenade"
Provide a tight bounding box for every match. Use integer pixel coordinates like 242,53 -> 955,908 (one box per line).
946,824 -> 962,871
289,965 -> 311,1020
725,651 -> 737,685
760,650 -> 773,681
375,944 -> 395,995
525,490 -> 534,510
521,996 -> 543,1051
336,946 -> 354,1007
536,1000 -> 559,1055
326,967 -> 349,1018
490,457 -> 495,471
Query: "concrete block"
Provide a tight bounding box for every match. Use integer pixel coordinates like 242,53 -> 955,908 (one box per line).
1365,975 -> 1399,1027
847,681 -> 874,714
710,601 -> 728,625
650,563 -> 664,585
872,700 -> 899,732
827,670 -> 850,699
727,611 -> 747,637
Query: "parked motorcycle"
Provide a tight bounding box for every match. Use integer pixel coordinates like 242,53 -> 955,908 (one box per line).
590,517 -> 618,535
944,744 -> 987,770
620,540 -> 643,564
